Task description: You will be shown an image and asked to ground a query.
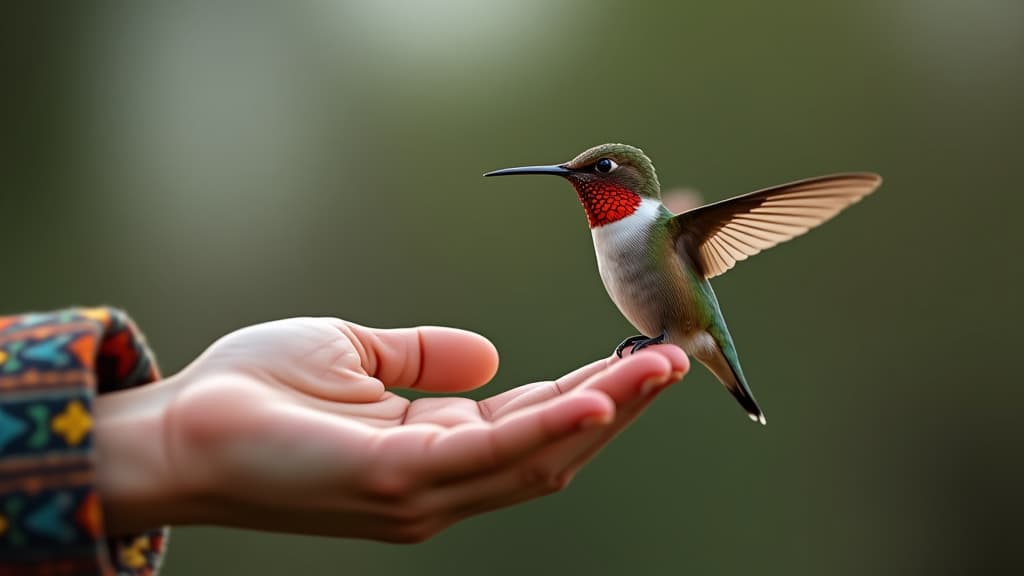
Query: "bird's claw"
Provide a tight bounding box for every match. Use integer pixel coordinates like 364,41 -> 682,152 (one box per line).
614,333 -> 667,358
614,335 -> 647,358
630,333 -> 666,354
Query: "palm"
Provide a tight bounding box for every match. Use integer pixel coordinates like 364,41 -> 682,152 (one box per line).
164,318 -> 689,541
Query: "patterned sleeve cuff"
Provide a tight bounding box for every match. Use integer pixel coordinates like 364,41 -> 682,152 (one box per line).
0,308 -> 168,576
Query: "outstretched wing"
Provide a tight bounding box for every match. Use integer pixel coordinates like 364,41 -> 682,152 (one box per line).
672,173 -> 882,279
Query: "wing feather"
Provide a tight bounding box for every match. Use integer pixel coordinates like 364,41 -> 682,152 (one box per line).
673,173 -> 882,278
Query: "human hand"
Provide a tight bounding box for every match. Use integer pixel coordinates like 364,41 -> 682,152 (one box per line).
95,318 -> 688,542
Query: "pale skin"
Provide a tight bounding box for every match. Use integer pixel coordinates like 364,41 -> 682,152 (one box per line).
94,318 -> 689,543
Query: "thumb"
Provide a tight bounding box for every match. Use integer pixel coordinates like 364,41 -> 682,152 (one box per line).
343,322 -> 500,393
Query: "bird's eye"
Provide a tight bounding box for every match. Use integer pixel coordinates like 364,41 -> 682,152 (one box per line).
595,158 -> 618,174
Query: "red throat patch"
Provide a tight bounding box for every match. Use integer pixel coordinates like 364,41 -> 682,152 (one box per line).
572,181 -> 642,228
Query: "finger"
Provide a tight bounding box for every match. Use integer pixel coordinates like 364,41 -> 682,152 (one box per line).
426,398 -> 661,520
342,322 -> 499,392
439,351 -> 689,515
555,344 -> 686,395
477,381 -> 563,421
547,348 -> 688,468
389,390 -> 615,484
548,352 -> 690,482
554,355 -> 618,392
428,383 -> 678,523
482,346 -> 688,421
411,351 -> 690,524
576,346 -> 688,404
558,392 -> 661,479
423,439 -> 582,523
477,356 -> 616,418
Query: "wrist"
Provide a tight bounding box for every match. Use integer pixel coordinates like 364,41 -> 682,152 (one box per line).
94,373 -> 193,534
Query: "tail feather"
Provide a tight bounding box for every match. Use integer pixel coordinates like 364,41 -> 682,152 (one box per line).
690,328 -> 765,425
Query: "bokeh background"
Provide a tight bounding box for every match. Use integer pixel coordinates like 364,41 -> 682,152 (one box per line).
5,1 -> 1023,574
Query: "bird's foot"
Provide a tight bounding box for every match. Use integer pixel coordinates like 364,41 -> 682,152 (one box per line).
614,332 -> 667,358
630,332 -> 666,354
614,335 -> 647,358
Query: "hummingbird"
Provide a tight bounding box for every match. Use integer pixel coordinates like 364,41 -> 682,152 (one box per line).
485,144 -> 881,424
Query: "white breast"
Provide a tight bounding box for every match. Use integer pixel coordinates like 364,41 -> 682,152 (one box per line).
590,199 -> 664,335
591,198 -> 662,259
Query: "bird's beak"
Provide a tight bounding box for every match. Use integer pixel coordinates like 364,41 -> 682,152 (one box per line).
483,164 -> 573,178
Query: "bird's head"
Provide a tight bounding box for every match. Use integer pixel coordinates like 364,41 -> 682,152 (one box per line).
485,143 -> 662,228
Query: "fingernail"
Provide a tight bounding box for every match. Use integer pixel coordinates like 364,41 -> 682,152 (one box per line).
670,371 -> 685,381
580,413 -> 612,429
641,375 -> 671,396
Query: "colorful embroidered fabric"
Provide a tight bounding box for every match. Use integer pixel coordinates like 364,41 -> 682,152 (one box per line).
0,308 -> 167,575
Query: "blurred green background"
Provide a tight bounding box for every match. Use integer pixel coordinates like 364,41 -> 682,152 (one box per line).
4,1 -> 1022,574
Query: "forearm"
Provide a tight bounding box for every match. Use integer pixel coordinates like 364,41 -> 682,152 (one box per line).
94,376 -> 189,535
